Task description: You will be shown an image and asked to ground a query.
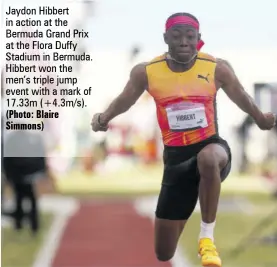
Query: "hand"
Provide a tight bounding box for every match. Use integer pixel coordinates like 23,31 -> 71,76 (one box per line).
256,112 -> 276,130
91,113 -> 109,132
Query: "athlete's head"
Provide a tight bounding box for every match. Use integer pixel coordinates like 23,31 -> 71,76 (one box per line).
164,13 -> 204,63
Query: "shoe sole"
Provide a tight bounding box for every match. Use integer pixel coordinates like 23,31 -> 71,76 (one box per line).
199,255 -> 221,267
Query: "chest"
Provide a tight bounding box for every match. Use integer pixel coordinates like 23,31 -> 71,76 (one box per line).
148,71 -> 216,101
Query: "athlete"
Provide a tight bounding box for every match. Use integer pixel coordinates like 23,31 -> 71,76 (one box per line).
91,13 -> 276,267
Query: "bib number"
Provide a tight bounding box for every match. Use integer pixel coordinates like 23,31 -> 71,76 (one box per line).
166,102 -> 208,131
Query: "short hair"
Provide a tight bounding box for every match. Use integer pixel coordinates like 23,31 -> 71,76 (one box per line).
167,13 -> 199,23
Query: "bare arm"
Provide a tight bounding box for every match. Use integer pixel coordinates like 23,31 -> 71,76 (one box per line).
100,63 -> 148,124
215,58 -> 265,124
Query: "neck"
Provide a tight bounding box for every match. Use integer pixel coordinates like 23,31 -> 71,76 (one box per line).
166,53 -> 197,72
166,53 -> 197,64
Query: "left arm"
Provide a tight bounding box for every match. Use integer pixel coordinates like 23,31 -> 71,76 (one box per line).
215,58 -> 275,130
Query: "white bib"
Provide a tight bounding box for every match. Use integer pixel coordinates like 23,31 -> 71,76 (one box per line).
166,102 -> 208,131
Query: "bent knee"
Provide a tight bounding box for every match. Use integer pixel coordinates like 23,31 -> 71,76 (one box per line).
197,149 -> 219,171
155,241 -> 175,261
197,147 -> 228,177
156,251 -> 174,262
155,237 -> 176,262
154,218 -> 185,262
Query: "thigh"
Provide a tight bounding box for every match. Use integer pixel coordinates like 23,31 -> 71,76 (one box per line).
156,156 -> 199,219
155,181 -> 199,220
13,183 -> 22,198
13,183 -> 24,212
22,183 -> 34,196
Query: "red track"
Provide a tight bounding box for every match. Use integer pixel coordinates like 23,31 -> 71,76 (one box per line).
52,200 -> 172,267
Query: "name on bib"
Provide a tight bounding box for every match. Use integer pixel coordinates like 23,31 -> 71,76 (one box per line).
165,102 -> 208,131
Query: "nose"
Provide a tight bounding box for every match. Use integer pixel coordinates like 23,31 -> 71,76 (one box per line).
180,37 -> 189,46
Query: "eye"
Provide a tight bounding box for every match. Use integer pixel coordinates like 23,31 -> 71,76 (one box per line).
187,33 -> 196,40
171,30 -> 181,38
172,34 -> 180,39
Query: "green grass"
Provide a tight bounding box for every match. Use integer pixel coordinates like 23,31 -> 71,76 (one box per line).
1,213 -> 54,267
180,195 -> 277,267
56,164 -> 268,195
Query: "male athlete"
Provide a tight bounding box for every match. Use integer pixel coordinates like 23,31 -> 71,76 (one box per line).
91,13 -> 276,267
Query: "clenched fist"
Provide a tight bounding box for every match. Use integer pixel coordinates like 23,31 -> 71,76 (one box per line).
91,113 -> 109,132
256,112 -> 276,130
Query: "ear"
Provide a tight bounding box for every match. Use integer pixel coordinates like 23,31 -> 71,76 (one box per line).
163,32 -> 168,44
198,33 -> 201,42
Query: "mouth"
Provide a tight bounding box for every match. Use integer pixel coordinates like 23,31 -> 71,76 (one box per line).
177,51 -> 191,55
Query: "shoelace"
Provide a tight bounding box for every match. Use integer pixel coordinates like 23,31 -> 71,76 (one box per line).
199,245 -> 218,257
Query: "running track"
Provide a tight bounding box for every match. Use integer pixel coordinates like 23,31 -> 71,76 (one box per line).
52,199 -> 172,267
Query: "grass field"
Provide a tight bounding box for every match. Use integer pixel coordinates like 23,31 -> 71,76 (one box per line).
1,213 -> 54,267
180,194 -> 277,267
56,164 -> 269,195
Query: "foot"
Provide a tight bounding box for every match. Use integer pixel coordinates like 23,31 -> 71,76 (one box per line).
199,238 -> 222,267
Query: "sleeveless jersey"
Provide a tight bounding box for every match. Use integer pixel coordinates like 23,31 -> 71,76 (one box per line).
146,52 -> 218,146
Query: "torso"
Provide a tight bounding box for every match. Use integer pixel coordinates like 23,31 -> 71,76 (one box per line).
145,52 -> 219,146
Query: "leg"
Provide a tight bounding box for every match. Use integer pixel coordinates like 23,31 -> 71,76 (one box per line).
1,173 -> 5,213
155,161 -> 199,261
197,143 -> 230,267
24,183 -> 39,234
197,143 -> 229,224
13,183 -> 25,231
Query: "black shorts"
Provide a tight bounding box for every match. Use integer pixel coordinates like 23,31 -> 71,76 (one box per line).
155,135 -> 232,220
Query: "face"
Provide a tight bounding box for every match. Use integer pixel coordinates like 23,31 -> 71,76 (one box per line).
164,25 -> 200,62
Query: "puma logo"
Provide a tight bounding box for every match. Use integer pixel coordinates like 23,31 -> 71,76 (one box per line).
197,74 -> 210,83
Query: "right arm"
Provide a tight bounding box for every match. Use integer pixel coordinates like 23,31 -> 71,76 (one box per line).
100,63 -> 148,124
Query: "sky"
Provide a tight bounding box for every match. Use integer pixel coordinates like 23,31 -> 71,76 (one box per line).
89,0 -> 277,51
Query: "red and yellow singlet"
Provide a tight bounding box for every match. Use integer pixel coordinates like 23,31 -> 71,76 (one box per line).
146,52 -> 218,146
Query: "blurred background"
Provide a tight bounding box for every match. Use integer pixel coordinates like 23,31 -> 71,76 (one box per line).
1,0 -> 277,267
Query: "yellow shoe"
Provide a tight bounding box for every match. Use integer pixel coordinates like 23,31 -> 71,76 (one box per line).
198,238 -> 222,267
